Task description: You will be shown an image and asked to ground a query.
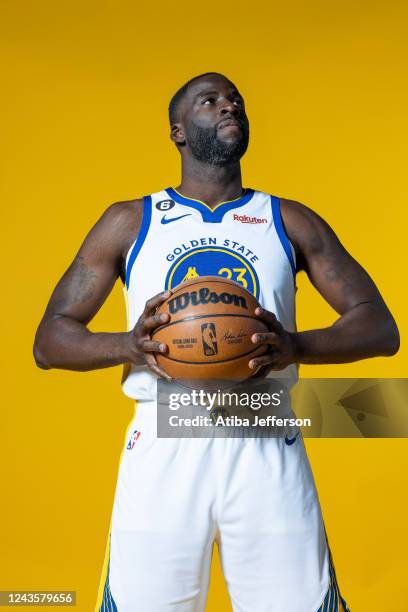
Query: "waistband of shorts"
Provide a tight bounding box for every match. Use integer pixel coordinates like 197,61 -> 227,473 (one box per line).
134,399 -> 158,419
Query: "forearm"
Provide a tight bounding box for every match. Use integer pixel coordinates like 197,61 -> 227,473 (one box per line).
292,302 -> 400,365
34,316 -> 138,371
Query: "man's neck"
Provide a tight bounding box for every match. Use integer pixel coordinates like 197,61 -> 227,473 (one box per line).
176,159 -> 243,208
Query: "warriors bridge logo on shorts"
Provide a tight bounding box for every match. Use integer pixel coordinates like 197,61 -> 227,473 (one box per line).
126,430 -> 141,450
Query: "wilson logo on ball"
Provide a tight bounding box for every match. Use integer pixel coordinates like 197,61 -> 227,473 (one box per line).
167,287 -> 248,315
201,323 -> 218,356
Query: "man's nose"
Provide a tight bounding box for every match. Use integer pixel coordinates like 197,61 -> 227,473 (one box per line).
219,99 -> 239,115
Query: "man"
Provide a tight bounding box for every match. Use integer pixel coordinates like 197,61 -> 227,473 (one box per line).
34,72 -> 399,611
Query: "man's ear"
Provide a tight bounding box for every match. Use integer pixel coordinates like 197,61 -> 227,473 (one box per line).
170,123 -> 185,145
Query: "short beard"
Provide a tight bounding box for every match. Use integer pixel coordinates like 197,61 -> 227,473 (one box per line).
185,121 -> 249,167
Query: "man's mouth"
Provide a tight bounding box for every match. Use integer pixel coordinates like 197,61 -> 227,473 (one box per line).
217,119 -> 241,131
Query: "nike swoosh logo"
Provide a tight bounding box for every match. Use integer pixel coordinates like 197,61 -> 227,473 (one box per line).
161,214 -> 192,224
285,432 -> 299,445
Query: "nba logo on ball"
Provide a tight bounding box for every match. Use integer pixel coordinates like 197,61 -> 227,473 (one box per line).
126,430 -> 141,450
201,323 -> 218,356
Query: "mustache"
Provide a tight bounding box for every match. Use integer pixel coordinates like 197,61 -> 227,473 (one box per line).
216,115 -> 247,130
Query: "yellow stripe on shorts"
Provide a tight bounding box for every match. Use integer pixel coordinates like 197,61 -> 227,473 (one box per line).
95,401 -> 139,611
316,550 -> 350,611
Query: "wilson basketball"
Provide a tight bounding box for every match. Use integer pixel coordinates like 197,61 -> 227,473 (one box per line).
152,276 -> 269,380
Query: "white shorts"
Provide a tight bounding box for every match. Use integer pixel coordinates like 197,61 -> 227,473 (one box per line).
96,401 -> 349,611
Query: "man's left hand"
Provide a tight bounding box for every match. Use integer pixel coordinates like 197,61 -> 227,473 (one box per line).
249,306 -> 297,373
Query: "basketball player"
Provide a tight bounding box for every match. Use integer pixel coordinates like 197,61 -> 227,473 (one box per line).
34,73 -> 399,611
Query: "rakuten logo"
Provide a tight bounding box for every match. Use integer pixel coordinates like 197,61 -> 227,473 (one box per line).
233,214 -> 267,224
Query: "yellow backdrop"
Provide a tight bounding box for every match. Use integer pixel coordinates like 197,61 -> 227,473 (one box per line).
1,1 -> 407,610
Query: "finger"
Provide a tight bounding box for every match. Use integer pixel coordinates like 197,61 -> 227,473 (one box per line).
249,353 -> 279,369
142,312 -> 170,332
140,339 -> 168,353
145,352 -> 172,381
251,332 -> 280,346
254,306 -> 281,331
250,364 -> 272,378
143,290 -> 172,315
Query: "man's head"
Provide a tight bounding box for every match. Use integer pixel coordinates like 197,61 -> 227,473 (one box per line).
169,73 -> 249,167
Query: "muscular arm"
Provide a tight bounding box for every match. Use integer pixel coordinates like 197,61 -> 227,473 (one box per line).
251,199 -> 399,369
34,200 -> 143,371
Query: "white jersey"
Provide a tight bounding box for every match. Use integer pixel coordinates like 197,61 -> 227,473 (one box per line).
98,187 -> 350,611
122,187 -> 298,401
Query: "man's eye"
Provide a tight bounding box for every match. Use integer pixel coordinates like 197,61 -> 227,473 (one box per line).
233,98 -> 243,106
203,97 -> 216,104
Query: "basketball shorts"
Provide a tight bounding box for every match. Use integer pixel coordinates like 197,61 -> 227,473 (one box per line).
96,400 -> 350,611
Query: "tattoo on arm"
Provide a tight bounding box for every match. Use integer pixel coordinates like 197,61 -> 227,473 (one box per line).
68,256 -> 98,304
323,267 -> 338,282
322,264 -> 354,297
50,255 -> 99,314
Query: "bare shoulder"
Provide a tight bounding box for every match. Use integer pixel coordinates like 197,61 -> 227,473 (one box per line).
94,198 -> 144,260
100,198 -> 144,233
279,198 -> 340,270
279,198 -> 331,237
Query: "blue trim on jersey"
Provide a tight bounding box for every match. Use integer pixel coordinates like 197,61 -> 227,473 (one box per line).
165,187 -> 255,223
125,196 -> 152,288
271,196 -> 296,279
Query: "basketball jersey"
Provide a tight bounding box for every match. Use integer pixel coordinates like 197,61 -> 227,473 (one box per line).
122,187 -> 298,401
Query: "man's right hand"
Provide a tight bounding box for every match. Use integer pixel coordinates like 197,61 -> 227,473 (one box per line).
126,290 -> 172,380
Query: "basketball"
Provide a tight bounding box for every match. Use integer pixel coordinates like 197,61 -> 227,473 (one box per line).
151,276 -> 269,380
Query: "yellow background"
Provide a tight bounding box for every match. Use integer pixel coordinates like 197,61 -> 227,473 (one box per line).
1,0 -> 407,609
